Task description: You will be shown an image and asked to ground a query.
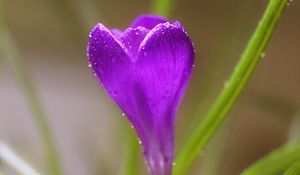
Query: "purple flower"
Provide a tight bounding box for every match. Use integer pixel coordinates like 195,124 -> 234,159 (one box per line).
87,14 -> 194,175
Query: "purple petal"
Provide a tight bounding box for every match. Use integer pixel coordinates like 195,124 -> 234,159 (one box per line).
135,22 -> 194,175
120,26 -> 149,57
87,24 -> 154,155
130,14 -> 169,30
87,19 -> 195,175
111,29 -> 123,40
87,24 -> 134,118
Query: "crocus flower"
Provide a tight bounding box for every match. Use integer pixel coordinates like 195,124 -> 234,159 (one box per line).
87,14 -> 194,175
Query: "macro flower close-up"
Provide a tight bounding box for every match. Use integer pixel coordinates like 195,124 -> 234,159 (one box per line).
1,0 -> 299,175
87,15 -> 194,175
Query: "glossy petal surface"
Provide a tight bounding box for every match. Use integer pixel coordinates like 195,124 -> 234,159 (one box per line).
87,15 -> 195,175
135,22 -> 194,175
130,14 -> 169,30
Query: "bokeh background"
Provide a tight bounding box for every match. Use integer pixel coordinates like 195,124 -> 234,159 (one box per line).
0,0 -> 299,175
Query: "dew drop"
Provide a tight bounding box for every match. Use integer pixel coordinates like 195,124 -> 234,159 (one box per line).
88,64 -> 92,67
261,52 -> 266,58
172,162 -> 176,166
138,138 -> 142,144
121,113 -> 125,117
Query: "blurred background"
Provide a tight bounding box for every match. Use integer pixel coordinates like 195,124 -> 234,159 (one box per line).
0,0 -> 299,174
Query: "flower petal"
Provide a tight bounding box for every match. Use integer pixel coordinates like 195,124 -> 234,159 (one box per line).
135,22 -> 194,174
111,28 -> 123,40
130,14 -> 169,30
87,19 -> 195,175
87,24 -> 134,114
120,26 -> 149,57
137,22 -> 194,125
87,24 -> 153,154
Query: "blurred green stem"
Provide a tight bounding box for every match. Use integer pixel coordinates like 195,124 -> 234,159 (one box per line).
45,0 -> 99,46
45,0 -> 87,44
0,143 -> 41,175
75,0 -> 99,29
241,141 -> 300,175
289,111 -> 300,142
174,0 -> 289,174
151,0 -> 173,17
198,120 -> 230,175
284,161 -> 300,175
122,125 -> 139,175
0,30 -> 62,175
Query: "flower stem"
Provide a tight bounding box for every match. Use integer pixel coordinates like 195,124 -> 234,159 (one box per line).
0,30 -> 63,175
284,161 -> 300,175
174,0 -> 289,174
241,141 -> 300,175
198,120 -> 230,175
151,0 -> 173,17
0,143 -> 41,175
0,4 -> 62,175
122,125 -> 139,175
289,111 -> 300,141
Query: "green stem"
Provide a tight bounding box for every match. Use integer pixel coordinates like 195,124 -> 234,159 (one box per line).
151,0 -> 173,17
174,0 -> 289,174
0,143 -> 41,175
45,0 -> 87,45
0,0 -> 3,35
284,161 -> 300,175
0,7 -> 63,170
122,126 -> 139,175
0,30 -> 63,175
241,141 -> 300,175
289,111 -> 300,142
0,3 -> 61,174
198,120 -> 230,175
